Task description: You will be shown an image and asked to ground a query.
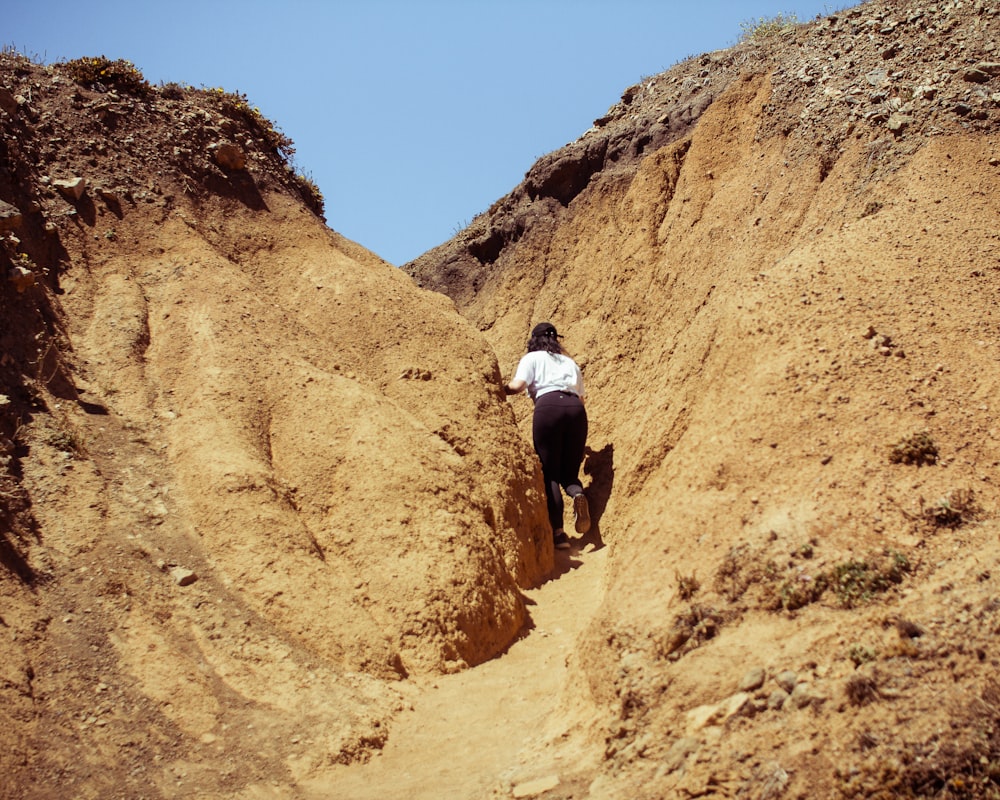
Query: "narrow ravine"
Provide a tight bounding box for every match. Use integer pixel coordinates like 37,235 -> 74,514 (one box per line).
311,543 -> 608,800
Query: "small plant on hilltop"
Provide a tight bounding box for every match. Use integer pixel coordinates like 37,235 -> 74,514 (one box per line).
778,573 -> 828,611
0,45 -> 40,70
845,672 -> 880,707
158,81 -> 190,100
920,488 -> 978,529
657,604 -> 726,661
889,431 -> 938,466
59,56 -> 150,95
774,549 -> 911,612
45,424 -> 84,456
739,13 -> 799,42
676,570 -> 700,601
202,86 -> 295,159
830,550 -> 911,609
713,543 -> 779,603
847,643 -> 877,667
294,170 -> 325,216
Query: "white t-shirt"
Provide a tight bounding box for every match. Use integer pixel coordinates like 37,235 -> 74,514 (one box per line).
513,351 -> 585,401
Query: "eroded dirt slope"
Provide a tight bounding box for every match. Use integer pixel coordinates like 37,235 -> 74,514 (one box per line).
4,0 -> 1000,797
0,54 -> 551,799
407,1 -> 1000,796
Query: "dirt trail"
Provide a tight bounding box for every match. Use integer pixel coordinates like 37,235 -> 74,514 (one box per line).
313,542 -> 608,800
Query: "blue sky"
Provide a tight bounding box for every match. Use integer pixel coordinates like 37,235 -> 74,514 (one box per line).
9,1 -> 845,266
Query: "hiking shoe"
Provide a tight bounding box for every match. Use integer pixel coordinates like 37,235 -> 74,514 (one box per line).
573,493 -> 591,534
553,530 -> 571,550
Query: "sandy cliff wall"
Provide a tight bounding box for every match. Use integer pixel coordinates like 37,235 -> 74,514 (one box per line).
406,1 -> 1000,795
0,54 -> 552,797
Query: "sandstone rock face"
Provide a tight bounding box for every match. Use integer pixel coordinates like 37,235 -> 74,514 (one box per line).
0,86 -> 17,115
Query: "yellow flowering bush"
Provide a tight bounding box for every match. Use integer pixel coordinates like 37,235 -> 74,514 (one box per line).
60,56 -> 150,94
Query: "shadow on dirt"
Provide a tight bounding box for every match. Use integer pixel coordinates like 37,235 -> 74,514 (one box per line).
0,528 -> 36,584
204,170 -> 269,212
580,442 -> 614,552
537,441 -> 614,584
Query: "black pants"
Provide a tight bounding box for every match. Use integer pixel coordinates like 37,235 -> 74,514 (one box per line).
532,391 -> 588,532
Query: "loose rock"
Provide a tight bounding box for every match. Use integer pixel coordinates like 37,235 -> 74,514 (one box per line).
661,737 -> 701,773
790,682 -> 815,709
739,666 -> 767,692
53,177 -> 87,201
8,265 -> 35,293
169,567 -> 198,587
0,200 -> 22,233
775,670 -> 798,693
209,142 -> 247,171
512,775 -> 560,798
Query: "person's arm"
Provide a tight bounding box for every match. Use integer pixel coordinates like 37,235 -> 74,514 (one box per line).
504,378 -> 527,396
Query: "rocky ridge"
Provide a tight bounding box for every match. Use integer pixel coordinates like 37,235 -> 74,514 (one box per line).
406,0 -> 999,306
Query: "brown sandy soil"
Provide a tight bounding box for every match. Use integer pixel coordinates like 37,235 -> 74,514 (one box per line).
3,1 -> 1000,798
0,53 -> 553,799
407,1 -> 1000,797
315,544 -> 607,800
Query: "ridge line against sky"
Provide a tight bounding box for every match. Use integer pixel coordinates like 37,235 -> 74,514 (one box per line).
8,1 -> 847,266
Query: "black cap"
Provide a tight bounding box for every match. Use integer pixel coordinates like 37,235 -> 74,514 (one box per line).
531,322 -> 559,339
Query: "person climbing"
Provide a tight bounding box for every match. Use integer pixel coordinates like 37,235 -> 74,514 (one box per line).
504,321 -> 591,550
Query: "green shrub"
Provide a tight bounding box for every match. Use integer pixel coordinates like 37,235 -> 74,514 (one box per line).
776,550 -> 910,611
830,551 -> 910,608
778,574 -> 828,611
847,643 -> 877,667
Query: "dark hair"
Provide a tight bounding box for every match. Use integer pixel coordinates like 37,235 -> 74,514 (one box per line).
527,329 -> 563,355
